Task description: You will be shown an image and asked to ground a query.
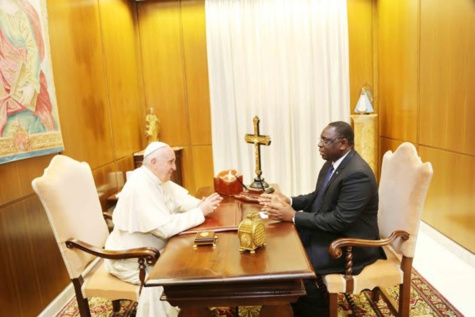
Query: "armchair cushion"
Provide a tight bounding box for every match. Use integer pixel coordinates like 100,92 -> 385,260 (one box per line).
83,258 -> 139,301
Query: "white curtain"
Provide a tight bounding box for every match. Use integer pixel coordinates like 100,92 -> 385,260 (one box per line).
206,0 -> 350,196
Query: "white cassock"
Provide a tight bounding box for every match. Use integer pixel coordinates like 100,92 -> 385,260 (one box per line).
105,166 -> 205,317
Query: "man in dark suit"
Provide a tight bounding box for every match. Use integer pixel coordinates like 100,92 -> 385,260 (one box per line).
259,121 -> 386,316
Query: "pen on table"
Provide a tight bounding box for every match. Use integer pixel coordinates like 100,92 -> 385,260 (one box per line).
234,174 -> 249,191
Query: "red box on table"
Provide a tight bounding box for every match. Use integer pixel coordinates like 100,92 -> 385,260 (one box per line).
214,170 -> 243,196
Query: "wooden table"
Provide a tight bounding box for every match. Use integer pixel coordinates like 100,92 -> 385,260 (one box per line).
145,190 -> 316,316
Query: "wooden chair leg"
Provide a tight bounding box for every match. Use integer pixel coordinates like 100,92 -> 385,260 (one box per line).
344,293 -> 362,317
112,300 -> 121,313
76,296 -> 91,317
371,287 -> 381,302
364,289 -> 385,317
399,259 -> 413,317
72,278 -> 91,317
398,282 -> 411,317
328,293 -> 338,317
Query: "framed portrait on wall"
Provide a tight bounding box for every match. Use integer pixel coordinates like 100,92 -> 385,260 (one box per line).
0,0 -> 64,164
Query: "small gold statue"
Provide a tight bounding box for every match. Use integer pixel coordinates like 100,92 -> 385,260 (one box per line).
145,107 -> 160,144
238,210 -> 266,253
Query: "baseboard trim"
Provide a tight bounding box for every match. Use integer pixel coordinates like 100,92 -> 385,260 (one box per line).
38,284 -> 74,317
420,221 -> 475,268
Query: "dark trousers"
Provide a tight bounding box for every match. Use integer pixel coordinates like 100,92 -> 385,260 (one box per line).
292,279 -> 329,317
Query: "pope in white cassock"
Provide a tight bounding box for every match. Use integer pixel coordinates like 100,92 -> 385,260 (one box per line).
105,142 -> 223,317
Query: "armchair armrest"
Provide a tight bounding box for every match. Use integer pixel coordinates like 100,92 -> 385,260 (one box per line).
328,230 -> 410,259
65,238 -> 160,293
65,239 -> 159,265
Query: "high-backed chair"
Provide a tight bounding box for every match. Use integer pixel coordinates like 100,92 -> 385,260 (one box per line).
322,142 -> 433,317
32,155 -> 160,317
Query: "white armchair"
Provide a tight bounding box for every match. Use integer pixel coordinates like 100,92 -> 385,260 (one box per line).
323,142 -> 433,317
32,155 -> 159,317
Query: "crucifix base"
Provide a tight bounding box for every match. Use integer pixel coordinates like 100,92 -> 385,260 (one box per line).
249,177 -> 274,193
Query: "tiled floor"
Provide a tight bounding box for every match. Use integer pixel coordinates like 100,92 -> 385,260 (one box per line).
414,222 -> 475,317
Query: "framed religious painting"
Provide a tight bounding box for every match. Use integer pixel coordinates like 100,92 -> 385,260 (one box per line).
0,0 -> 64,164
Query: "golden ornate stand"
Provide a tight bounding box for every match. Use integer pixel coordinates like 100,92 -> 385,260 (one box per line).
351,114 -> 378,177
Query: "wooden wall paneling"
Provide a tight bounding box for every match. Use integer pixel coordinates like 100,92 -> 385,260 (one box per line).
0,154 -> 54,205
179,146 -> 194,193
379,137 -> 404,179
114,157 -> 135,191
419,0 -> 475,155
92,163 -> 121,211
379,137 -> 404,156
23,197 -> 70,313
378,0 -> 475,255
137,1 -> 190,147
46,0 -> 114,167
116,155 -> 136,177
98,0 -> 146,159
347,0 -> 378,177
0,205 -> 23,316
0,198 -> 69,316
347,0 -> 375,113
419,146 -> 475,254
181,0 -> 212,146
378,0 -> 419,143
190,145 -> 214,195
2,0 -> 148,315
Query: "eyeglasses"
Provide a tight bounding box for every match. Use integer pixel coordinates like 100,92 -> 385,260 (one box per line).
319,137 -> 342,145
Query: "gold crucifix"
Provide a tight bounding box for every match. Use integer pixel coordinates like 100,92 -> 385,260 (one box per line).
244,116 -> 273,192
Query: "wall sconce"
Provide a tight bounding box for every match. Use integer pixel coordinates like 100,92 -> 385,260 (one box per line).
354,85 -> 374,114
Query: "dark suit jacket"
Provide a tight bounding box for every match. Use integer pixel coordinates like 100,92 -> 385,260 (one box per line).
292,150 -> 386,275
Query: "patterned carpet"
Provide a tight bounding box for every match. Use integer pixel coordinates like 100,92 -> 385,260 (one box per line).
56,270 -> 462,317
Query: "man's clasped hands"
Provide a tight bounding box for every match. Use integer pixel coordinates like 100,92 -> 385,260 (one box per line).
258,192 -> 296,222
200,190 -> 296,223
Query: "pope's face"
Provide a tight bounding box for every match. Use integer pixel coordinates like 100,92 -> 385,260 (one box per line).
151,147 -> 176,182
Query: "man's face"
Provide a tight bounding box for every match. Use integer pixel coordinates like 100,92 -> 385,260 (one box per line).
318,126 -> 343,162
150,147 -> 176,182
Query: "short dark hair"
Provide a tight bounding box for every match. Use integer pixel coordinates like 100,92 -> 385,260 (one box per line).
328,121 -> 354,147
